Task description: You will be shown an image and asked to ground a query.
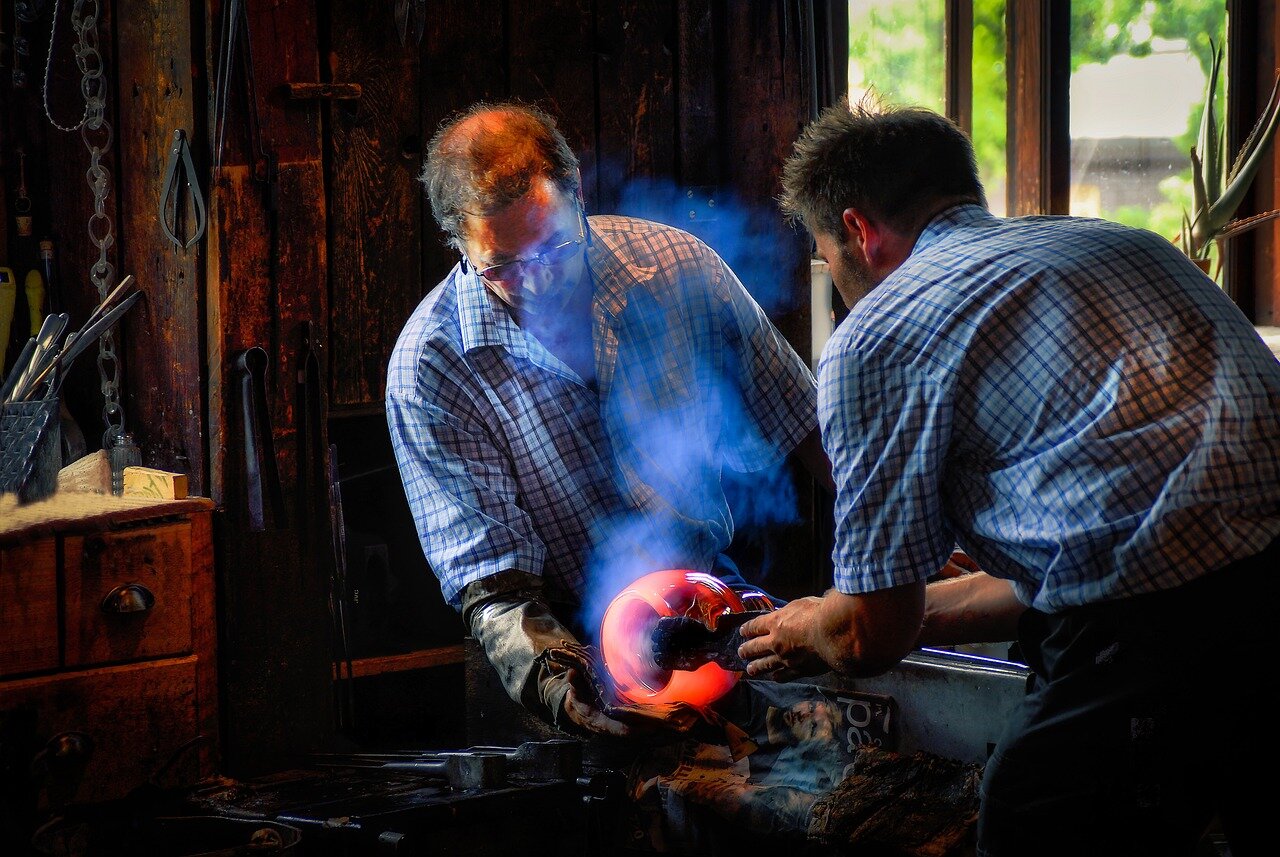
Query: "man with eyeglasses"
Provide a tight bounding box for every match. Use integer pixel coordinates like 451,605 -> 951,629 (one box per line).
387,102 -> 831,737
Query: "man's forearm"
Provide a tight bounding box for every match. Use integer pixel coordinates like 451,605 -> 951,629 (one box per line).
462,572 -> 580,729
918,572 -> 1025,647
812,582 -> 925,677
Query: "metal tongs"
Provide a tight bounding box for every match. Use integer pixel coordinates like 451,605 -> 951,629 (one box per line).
1,274 -> 141,404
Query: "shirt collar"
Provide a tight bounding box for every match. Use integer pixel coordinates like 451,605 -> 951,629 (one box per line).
455,263 -> 530,358
586,217 -> 660,322
910,203 -> 996,257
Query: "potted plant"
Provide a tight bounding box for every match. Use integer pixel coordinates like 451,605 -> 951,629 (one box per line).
1180,40 -> 1280,275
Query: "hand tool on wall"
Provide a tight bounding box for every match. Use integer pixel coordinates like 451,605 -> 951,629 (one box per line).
159,130 -> 207,249
13,148 -> 32,236
213,0 -> 272,180
394,0 -> 428,46
0,266 -> 15,376
235,346 -> 286,531
2,311 -> 67,403
327,443 -> 356,733
38,238 -> 57,313
0,336 -> 34,402
25,269 -> 44,335
7,276 -> 141,403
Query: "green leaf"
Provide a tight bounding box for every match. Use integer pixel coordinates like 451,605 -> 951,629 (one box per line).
1197,40 -> 1223,204
1210,72 -> 1280,232
1190,147 -> 1210,255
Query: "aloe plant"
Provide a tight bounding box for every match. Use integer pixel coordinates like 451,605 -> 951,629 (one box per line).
1182,39 -> 1280,262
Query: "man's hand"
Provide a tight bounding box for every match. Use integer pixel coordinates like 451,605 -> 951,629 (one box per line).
561,668 -> 633,737
736,596 -> 830,682
739,583 -> 926,680
560,669 -> 693,742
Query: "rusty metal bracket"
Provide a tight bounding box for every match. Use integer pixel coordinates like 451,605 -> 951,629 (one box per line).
283,82 -> 363,101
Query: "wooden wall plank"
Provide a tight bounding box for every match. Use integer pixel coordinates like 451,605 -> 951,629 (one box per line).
1248,0 -> 1276,324
205,0 -> 335,777
718,0 -> 822,602
508,0 -> 599,207
721,0 -> 812,353
1006,0 -> 1070,217
677,0 -> 719,185
327,4 -> 424,407
115,0 -> 205,494
594,1 -> 678,212
419,4 -> 508,295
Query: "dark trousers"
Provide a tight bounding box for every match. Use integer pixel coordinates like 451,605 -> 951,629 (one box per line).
978,535 -> 1280,857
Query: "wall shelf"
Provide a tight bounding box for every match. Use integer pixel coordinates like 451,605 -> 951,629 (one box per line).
334,644 -> 465,679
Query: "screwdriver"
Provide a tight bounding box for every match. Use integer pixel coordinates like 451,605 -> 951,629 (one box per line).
25,268 -> 44,335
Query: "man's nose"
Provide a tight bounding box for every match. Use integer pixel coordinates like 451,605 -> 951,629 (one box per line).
517,261 -> 557,296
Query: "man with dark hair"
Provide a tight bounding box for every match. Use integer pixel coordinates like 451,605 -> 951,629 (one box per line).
388,101 -> 830,737
738,98 -> 1280,855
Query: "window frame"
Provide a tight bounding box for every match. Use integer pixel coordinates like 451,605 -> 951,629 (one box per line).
839,0 -> 1265,320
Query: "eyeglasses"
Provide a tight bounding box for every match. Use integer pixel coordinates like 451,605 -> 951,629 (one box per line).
469,210 -> 586,287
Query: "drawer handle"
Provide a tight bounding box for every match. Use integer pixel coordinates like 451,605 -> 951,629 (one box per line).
101,583 -> 156,614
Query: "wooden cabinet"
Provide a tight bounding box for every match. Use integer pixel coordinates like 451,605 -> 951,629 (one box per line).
0,495 -> 218,807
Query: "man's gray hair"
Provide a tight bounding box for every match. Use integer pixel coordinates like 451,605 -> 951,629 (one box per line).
421,101 -> 581,246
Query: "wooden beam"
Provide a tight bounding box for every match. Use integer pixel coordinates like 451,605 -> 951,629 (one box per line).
945,0 -> 974,136
116,0 -> 202,494
327,0 -> 423,407
205,0 -> 336,778
334,645 -> 466,679
1234,0 -> 1266,322
1006,0 -> 1070,216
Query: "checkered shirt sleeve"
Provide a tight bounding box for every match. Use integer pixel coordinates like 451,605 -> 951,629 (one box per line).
387,347 -> 546,608
818,345 -> 955,593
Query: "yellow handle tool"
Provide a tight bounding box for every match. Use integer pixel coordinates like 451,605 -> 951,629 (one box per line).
0,267 -> 16,376
25,269 -> 45,336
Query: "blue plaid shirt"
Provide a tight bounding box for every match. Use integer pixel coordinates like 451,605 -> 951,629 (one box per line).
819,204 -> 1280,612
388,215 -> 817,609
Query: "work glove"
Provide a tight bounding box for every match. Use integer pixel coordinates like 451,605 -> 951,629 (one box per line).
461,571 -> 630,737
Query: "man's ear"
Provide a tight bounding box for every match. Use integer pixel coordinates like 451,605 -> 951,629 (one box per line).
842,207 -> 882,264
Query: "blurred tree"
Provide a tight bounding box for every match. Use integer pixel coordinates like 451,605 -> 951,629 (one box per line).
849,0 -> 1226,236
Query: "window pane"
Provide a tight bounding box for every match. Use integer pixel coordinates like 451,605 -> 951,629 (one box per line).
849,1 -> 1006,215
849,0 -> 946,114
974,0 -> 1007,215
1069,1 -> 1227,275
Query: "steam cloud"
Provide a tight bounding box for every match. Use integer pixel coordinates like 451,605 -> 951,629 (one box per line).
576,170 -> 806,642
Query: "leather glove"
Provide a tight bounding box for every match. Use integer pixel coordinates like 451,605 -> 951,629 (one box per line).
461,571 -> 629,736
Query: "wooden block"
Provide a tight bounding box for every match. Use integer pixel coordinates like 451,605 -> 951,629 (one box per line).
58,450 -> 112,494
122,467 -> 189,500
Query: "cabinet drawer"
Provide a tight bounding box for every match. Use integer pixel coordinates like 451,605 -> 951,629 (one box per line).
64,523 -> 194,667
0,538 -> 58,676
0,656 -> 202,803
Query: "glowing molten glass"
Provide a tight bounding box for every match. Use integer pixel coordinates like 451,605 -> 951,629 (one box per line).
600,569 -> 745,707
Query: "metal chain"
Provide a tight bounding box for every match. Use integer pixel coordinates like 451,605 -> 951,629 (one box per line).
42,0 -> 121,442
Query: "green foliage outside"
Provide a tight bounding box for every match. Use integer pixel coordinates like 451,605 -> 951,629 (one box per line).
849,0 -> 1226,242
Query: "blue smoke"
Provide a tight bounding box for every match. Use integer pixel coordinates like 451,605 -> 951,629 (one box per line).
575,170 -> 807,642
613,176 -> 800,316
